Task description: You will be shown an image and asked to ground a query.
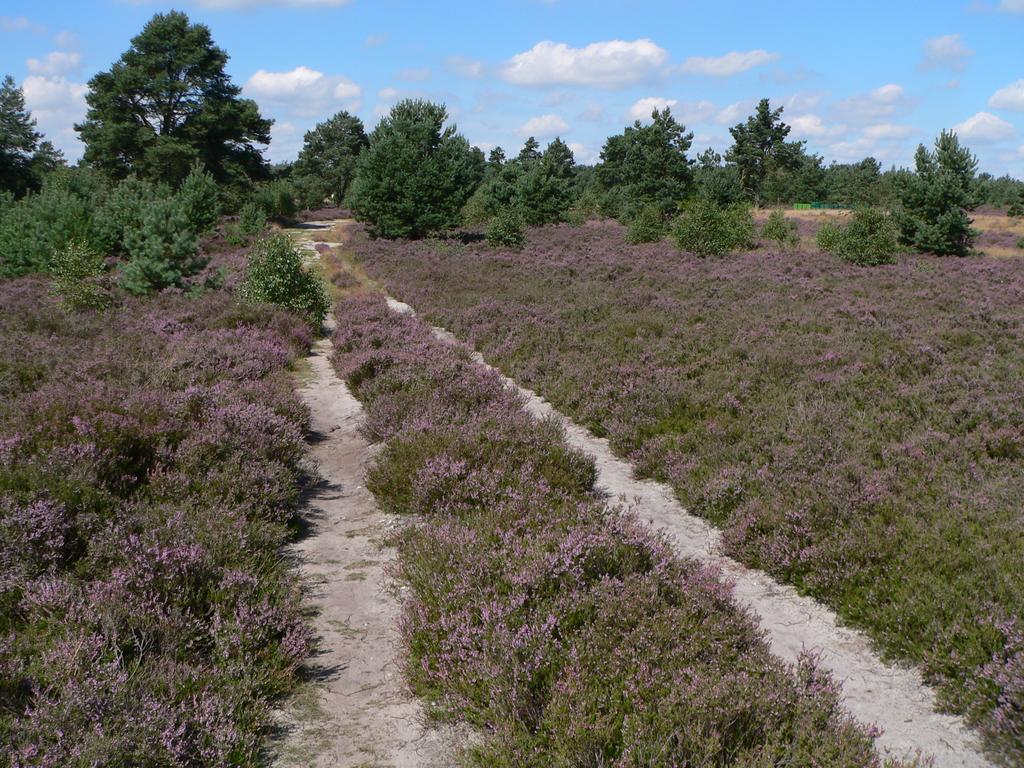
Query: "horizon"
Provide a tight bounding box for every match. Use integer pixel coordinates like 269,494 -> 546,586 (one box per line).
2,0 -> 1024,177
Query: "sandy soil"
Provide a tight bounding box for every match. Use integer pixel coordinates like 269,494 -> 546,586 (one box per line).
270,236 -> 456,767
385,294 -> 994,768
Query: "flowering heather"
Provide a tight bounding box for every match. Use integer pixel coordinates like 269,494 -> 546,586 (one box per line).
0,278 -> 313,765
348,219 -> 1024,761
331,293 -> 906,767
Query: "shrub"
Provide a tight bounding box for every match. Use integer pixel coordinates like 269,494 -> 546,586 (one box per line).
760,209 -> 799,250
238,202 -> 267,237
238,233 -> 330,326
671,199 -> 754,257
818,208 -> 899,266
120,199 -> 204,294
251,180 -> 298,221
1017,237 -> 1024,250
485,208 -> 526,249
50,239 -> 111,310
175,162 -> 221,233
626,204 -> 668,244
0,178 -> 97,277
93,176 -> 168,254
460,186 -> 492,228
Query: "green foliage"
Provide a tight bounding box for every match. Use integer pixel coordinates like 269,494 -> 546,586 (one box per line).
626,203 -> 668,244
485,208 -> 526,249
292,110 -> 368,207
817,208 -> 899,266
823,157 -> 883,208
93,176 -> 169,254
596,108 -> 694,220
349,99 -> 484,239
238,233 -> 330,326
671,199 -> 754,257
725,98 -> 806,206
760,209 -> 799,250
1016,237 -> 1024,249
694,148 -> 744,207
895,130 -> 979,257
120,199 -> 203,294
0,171 -> 97,277
75,11 -> 271,187
517,137 -> 577,226
50,240 -> 111,310
238,202 -> 267,237
1007,189 -> 1024,218
460,186 -> 492,228
0,75 -> 63,198
175,162 -> 221,233
251,180 -> 298,221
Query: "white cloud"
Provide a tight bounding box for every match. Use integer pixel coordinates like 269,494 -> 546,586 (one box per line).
21,74 -> 88,159
363,33 -> 388,48
628,96 -> 677,122
863,123 -> 916,140
998,0 -> 1024,12
953,111 -> 1016,142
716,100 -> 757,124
835,83 -> 912,122
26,51 -> 82,76
447,56 -> 483,79
579,104 -> 604,122
789,113 -> 847,139
567,141 -> 597,164
519,113 -> 569,137
54,31 -> 78,49
921,34 -> 973,71
501,38 -> 668,88
243,66 -> 361,116
266,121 -> 302,163
673,99 -> 718,124
989,79 -> 1024,111
680,49 -> 779,77
398,67 -> 431,82
377,87 -> 400,101
0,15 -> 45,33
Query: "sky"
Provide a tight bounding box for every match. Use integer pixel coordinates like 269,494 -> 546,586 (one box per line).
2,0 -> 1024,177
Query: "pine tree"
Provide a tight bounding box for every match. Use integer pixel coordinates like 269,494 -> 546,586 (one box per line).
293,111 -> 368,206
0,75 -> 44,197
725,98 -> 805,207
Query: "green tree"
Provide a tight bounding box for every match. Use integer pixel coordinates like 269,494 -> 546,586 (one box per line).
725,98 -> 805,206
517,137 -> 576,225
895,130 -> 978,257
595,108 -> 694,220
293,110 -> 368,207
75,11 -> 272,187
349,99 -> 484,238
0,75 -> 59,198
823,157 -> 883,207
694,148 -> 744,207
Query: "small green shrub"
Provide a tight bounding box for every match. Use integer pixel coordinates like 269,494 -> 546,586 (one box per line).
460,187 -> 492,228
671,200 -> 754,257
175,162 -> 221,233
626,204 -> 668,244
486,208 -> 526,249
93,176 -> 169,255
760,209 -> 799,250
818,208 -> 899,266
251,181 -> 298,221
238,203 -> 267,237
120,200 -> 204,294
0,182 -> 97,277
1017,237 -> 1024,250
238,233 -> 330,327
51,240 -> 111,310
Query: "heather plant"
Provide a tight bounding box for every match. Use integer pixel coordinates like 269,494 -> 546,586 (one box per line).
760,208 -> 799,250
626,203 -> 668,244
120,198 -> 204,294
330,293 -> 902,767
347,219 -> 1024,758
671,198 -> 754,256
238,233 -> 330,326
0,279 -> 312,763
175,161 -> 221,233
50,239 -> 112,310
485,207 -> 526,249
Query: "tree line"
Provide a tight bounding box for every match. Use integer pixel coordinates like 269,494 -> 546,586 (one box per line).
3,9 -> 1024,275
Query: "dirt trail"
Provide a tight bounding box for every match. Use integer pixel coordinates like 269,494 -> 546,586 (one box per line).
382,294 -> 993,768
271,230 -> 455,767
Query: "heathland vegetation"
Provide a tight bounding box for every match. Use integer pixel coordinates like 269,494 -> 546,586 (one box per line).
3,7 -> 1024,766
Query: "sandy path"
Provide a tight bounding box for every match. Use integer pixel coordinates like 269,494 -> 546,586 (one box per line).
382,295 -> 993,768
271,240 -> 455,766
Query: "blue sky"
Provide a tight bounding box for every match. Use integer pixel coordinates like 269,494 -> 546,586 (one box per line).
2,0 -> 1024,176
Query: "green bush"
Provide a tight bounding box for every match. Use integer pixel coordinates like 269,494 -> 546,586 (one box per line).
626,204 -> 668,244
460,187 -> 492,228
0,179 -> 97,277
760,209 -> 799,250
251,180 -> 298,221
238,233 -> 330,326
485,208 -> 526,249
238,203 -> 267,237
93,176 -> 169,254
51,240 -> 111,310
120,200 -> 204,294
671,199 -> 754,257
817,208 -> 899,266
175,162 -> 221,233
1017,237 -> 1024,249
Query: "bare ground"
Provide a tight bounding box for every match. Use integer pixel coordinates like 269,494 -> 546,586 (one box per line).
270,231 -> 457,767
